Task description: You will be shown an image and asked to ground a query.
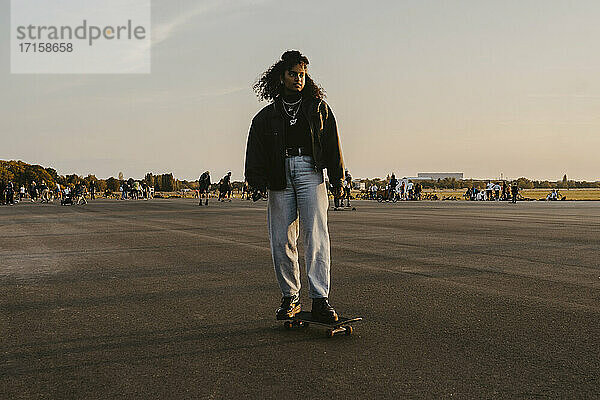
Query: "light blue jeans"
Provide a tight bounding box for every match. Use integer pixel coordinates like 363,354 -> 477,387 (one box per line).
267,155 -> 331,299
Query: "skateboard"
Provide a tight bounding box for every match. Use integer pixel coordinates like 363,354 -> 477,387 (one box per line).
283,311 -> 363,338
332,206 -> 356,211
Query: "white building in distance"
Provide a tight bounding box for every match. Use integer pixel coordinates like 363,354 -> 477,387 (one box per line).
417,172 -> 464,180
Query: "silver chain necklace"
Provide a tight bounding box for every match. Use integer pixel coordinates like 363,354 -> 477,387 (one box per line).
282,97 -> 301,107
282,98 -> 302,125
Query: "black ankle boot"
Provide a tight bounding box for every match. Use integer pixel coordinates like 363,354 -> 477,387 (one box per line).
311,298 -> 338,323
276,295 -> 301,320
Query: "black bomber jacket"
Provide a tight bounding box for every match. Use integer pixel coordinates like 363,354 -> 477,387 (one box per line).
244,97 -> 344,191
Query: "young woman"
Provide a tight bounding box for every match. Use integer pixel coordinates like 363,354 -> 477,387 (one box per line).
245,50 -> 345,322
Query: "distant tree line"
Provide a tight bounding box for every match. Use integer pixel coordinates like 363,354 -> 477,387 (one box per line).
422,176 -> 600,190
0,160 -> 201,193
2,160 -> 599,193
362,175 -> 600,190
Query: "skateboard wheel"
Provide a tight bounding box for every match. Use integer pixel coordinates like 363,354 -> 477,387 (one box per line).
284,321 -> 292,330
327,329 -> 334,338
345,326 -> 353,335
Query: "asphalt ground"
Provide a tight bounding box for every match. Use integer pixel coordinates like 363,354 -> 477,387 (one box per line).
1,198 -> 599,399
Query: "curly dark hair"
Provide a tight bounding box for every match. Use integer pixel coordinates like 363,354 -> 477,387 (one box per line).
253,50 -> 325,102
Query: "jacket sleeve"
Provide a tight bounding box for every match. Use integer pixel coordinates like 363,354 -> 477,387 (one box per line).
244,117 -> 268,191
322,102 -> 344,187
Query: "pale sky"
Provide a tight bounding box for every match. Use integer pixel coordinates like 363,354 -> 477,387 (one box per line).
1,0 -> 599,181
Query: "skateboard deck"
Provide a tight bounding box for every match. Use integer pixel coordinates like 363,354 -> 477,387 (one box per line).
283,311 -> 363,337
332,206 -> 356,211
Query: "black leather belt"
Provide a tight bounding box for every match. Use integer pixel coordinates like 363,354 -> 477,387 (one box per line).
285,147 -> 308,157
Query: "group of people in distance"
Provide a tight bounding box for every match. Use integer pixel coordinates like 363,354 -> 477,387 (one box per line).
363,174 -> 423,202
0,180 -> 88,206
119,181 -> 153,200
386,174 -> 422,201
545,189 -> 565,201
0,178 -> 157,206
466,181 -> 519,203
0,181 -> 16,205
198,168 -> 355,210
196,171 -> 235,206
196,170 -> 527,206
60,182 -> 88,205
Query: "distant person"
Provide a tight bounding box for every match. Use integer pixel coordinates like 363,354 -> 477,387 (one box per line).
369,184 -> 378,200
465,187 -> 472,200
39,180 -> 51,203
493,182 -> 501,201
241,180 -> 250,200
333,181 -> 342,209
399,180 -> 405,200
219,172 -> 232,202
61,186 -> 73,205
511,181 -> 519,203
388,174 -> 398,201
198,171 -> 211,206
244,50 -> 344,322
407,180 -> 414,200
476,189 -> 485,201
343,170 -> 352,207
74,181 -> 87,205
217,179 -> 224,201
226,172 -> 233,199
414,182 -> 422,200
30,181 -> 37,202
134,181 -> 142,200
19,185 -> 26,201
0,181 -> 5,205
90,183 -> 96,200
486,181 -> 494,201
5,181 -> 15,205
